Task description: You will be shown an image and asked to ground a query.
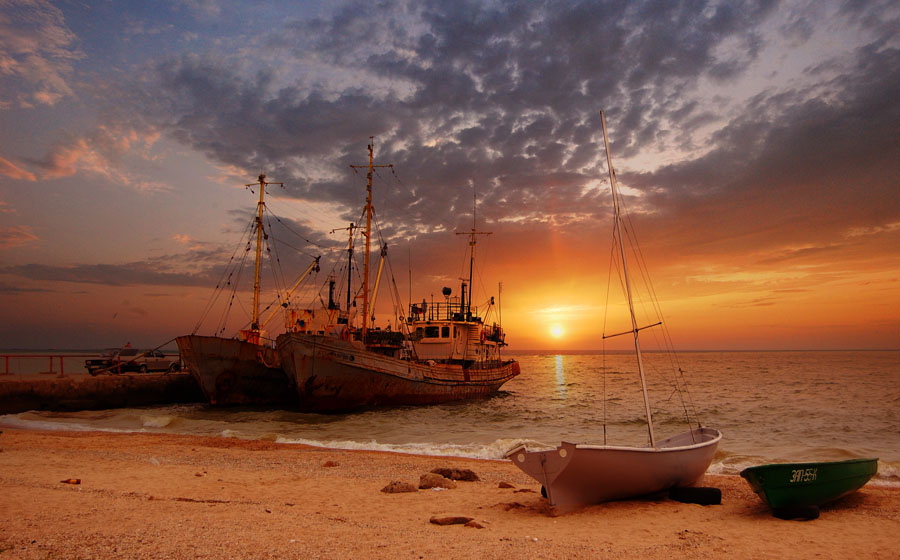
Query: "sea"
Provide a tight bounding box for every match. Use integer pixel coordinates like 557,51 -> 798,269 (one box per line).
2,350 -> 898,486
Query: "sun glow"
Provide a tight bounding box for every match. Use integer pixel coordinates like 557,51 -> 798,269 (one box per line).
550,324 -> 565,338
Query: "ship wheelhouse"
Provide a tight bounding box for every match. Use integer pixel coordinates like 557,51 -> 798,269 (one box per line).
407,288 -> 505,366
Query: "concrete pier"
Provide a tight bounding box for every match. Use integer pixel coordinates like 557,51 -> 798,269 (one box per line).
0,372 -> 204,414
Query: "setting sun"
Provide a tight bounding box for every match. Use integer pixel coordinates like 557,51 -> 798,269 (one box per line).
550,324 -> 565,338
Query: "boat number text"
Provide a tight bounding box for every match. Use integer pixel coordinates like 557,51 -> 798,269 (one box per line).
789,468 -> 817,483
327,351 -> 355,362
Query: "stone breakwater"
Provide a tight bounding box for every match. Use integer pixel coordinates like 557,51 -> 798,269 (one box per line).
0,372 -> 203,414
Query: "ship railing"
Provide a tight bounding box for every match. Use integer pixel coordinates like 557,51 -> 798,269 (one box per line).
408,300 -> 483,323
364,329 -> 406,347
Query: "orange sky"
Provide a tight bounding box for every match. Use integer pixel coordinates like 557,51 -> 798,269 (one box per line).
1,1 -> 899,350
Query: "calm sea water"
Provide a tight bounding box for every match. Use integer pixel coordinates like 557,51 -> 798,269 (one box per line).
2,351 -> 898,485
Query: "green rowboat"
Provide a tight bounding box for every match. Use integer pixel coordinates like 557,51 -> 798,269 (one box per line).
740,458 -> 878,509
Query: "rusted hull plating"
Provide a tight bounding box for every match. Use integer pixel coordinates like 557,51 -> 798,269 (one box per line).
506,427 -> 721,509
176,335 -> 295,406
276,333 -> 520,411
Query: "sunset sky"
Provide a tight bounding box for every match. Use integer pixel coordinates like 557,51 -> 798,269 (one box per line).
1,0 -> 898,351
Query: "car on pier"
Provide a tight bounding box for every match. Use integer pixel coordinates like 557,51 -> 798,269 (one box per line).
86,348 -> 180,374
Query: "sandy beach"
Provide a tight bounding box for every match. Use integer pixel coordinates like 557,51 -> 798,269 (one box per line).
1,428 -> 897,559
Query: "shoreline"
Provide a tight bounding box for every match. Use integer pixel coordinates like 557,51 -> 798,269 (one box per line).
2,428 -> 898,559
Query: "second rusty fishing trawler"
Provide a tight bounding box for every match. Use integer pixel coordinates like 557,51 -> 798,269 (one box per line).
276,140 -> 520,412
176,174 -> 320,406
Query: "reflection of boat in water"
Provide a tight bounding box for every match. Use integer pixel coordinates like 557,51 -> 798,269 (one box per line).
741,458 -> 878,512
176,174 -> 319,406
506,111 -> 720,509
277,140 -> 519,412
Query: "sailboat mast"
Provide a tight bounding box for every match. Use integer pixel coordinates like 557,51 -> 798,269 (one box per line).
600,111 -> 657,447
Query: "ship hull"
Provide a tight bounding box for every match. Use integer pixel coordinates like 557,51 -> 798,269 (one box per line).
506,427 -> 721,509
176,335 -> 295,406
276,332 -> 520,411
740,458 -> 878,509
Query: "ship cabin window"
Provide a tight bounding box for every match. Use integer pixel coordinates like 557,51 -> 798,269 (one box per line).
424,326 -> 440,338
441,326 -> 450,338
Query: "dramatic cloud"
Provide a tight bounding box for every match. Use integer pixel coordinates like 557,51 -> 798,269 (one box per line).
119,0 -> 792,246
0,0 -> 83,108
35,125 -> 161,181
0,224 -> 38,248
0,156 -> 36,180
103,0 -> 898,278
0,242 -> 240,286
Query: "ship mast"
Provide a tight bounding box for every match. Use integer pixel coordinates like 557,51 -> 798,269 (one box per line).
246,174 -> 282,339
600,111 -> 657,447
350,138 -> 392,339
330,223 -> 357,319
456,189 -> 491,319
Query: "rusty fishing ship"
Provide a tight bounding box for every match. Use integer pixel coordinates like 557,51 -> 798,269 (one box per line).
176,174 -> 319,406
276,140 -> 520,412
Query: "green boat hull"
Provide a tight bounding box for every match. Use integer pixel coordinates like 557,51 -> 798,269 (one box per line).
740,458 -> 878,509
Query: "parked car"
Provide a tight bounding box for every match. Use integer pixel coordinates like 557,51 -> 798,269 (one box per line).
85,348 -> 120,374
86,348 -> 181,374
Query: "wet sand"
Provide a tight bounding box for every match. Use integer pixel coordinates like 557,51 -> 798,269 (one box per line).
1,428 -> 897,559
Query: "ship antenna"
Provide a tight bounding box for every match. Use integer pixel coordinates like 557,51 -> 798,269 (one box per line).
456,185 -> 491,319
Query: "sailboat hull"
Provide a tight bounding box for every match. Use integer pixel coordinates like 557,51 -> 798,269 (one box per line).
277,332 -> 520,411
176,335 -> 295,406
506,427 -> 722,509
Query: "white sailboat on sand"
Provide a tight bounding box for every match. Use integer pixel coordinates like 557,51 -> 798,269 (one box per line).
505,111 -> 721,509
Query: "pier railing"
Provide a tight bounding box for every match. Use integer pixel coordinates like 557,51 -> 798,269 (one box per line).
0,354 -> 91,377
0,353 -> 177,377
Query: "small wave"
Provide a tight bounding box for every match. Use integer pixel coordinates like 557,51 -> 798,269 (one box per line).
0,413 -> 130,434
872,460 -> 900,487
140,415 -> 174,428
273,436 -> 535,460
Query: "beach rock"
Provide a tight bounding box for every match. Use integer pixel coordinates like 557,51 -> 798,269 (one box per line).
514,488 -> 536,493
381,481 -> 418,493
430,468 -> 480,482
419,473 -> 457,489
464,520 -> 485,529
498,482 -> 515,489
322,461 -> 339,468
60,478 -> 81,485
429,516 -> 473,526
